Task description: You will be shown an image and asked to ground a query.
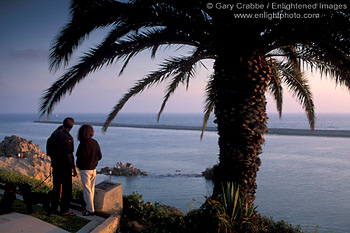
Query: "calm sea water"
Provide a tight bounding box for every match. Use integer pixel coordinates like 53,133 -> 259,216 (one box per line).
1,113 -> 350,232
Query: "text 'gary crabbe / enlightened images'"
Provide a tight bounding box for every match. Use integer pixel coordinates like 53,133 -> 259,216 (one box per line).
206,2 -> 347,20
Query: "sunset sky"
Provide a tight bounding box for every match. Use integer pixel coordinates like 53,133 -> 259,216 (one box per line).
1,0 -> 350,115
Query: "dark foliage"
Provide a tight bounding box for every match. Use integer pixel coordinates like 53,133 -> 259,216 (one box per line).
0,182 -> 17,215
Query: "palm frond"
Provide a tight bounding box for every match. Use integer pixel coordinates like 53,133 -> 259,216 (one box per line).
201,75 -> 215,139
116,27 -> 201,76
50,0 -> 212,72
298,43 -> 350,87
281,46 -> 302,77
49,0 -> 126,71
267,72 -> 283,118
157,51 -> 205,121
40,42 -> 121,116
42,25 -> 213,118
268,47 -> 301,119
278,62 -> 315,130
103,53 -> 212,132
102,73 -> 166,133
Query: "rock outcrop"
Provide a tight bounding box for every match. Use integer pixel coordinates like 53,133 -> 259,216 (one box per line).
0,135 -> 81,187
202,165 -> 217,180
98,162 -> 147,177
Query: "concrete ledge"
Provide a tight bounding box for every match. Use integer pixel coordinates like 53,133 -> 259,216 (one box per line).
76,214 -> 106,233
0,212 -> 69,233
90,215 -> 120,233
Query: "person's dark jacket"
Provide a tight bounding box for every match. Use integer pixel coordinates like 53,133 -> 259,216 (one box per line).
49,126 -> 74,169
76,138 -> 102,170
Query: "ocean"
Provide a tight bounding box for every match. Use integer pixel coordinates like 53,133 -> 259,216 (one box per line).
0,113 -> 350,232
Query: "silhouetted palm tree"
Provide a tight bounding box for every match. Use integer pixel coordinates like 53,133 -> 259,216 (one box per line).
40,0 -> 350,202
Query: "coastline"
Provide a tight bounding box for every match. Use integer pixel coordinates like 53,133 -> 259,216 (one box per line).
34,120 -> 350,138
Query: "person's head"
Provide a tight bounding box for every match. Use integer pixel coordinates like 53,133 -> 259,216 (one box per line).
78,124 -> 94,141
63,117 -> 74,131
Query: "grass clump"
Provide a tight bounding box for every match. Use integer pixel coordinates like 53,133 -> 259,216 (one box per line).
0,169 -> 84,203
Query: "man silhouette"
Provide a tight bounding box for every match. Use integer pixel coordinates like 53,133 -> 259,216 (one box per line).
48,117 -> 77,216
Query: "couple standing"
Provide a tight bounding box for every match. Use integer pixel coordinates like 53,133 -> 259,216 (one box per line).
48,117 -> 102,216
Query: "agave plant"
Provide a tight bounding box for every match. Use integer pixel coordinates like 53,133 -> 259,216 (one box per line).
206,182 -> 258,233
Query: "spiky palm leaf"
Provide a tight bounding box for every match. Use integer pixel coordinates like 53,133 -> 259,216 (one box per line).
201,75 -> 215,140
102,51 -> 213,131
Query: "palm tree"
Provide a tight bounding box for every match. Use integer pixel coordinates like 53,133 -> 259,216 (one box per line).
40,0 -> 350,202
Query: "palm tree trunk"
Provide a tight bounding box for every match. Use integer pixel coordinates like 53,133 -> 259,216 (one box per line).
212,54 -> 270,203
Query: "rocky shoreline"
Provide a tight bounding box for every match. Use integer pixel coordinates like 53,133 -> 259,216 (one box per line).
0,135 -> 52,182
0,135 -> 82,187
0,135 -> 148,185
0,135 -> 212,186
201,165 -> 216,180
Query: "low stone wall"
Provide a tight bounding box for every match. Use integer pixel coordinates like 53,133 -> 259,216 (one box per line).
90,215 -> 121,233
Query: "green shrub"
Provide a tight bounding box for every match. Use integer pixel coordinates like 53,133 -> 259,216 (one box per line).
120,188 -> 312,233
121,189 -> 257,233
121,192 -> 187,233
256,215 -> 303,233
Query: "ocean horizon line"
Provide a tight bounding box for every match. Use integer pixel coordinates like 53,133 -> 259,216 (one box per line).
3,112 -> 350,116
34,120 -> 350,138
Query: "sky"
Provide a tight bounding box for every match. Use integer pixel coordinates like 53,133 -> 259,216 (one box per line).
1,0 -> 350,116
